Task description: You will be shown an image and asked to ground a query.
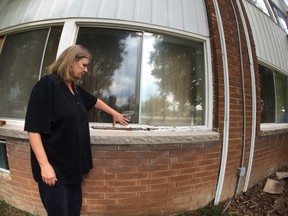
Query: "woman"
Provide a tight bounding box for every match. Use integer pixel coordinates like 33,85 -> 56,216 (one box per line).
24,45 -> 129,216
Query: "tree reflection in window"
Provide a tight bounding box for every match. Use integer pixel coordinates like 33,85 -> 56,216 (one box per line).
260,65 -> 275,123
275,72 -> 288,123
76,28 -> 205,126
259,64 -> 288,124
0,27 -> 62,118
140,33 -> 205,126
76,28 -> 141,123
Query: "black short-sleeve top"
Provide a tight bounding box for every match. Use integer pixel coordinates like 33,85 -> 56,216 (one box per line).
24,73 -> 97,185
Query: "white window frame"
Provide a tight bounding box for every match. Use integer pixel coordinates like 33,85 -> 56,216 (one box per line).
0,19 -> 213,131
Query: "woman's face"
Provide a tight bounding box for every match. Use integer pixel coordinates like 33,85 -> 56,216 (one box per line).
70,57 -> 89,80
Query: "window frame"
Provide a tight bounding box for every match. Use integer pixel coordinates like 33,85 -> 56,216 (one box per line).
259,63 -> 288,127
0,139 -> 9,172
269,0 -> 288,33
74,23 -> 213,130
0,35 -> 4,52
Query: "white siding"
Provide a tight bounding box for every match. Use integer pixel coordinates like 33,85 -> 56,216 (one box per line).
0,0 -> 209,37
135,0 -> 153,23
243,1 -> 288,74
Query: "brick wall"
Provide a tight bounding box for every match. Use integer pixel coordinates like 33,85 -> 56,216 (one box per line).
206,0 -> 254,200
204,0 -> 288,202
250,132 -> 288,185
1,130 -> 288,216
0,138 -> 45,216
82,142 -> 221,216
0,137 -> 222,216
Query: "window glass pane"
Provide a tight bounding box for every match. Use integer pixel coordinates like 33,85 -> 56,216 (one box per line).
0,29 -> 49,118
260,65 -> 275,123
272,6 -> 288,32
248,0 -> 270,15
140,33 -> 205,126
76,28 -> 142,123
275,72 -> 288,123
0,139 -> 9,170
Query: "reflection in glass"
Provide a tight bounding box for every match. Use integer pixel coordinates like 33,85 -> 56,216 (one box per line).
275,72 -> 288,123
140,33 -> 205,126
248,0 -> 269,15
271,5 -> 288,33
0,30 -> 49,118
260,65 -> 275,123
76,28 -> 142,123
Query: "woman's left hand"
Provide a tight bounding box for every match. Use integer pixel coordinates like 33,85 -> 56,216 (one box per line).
112,112 -> 129,127
95,99 -> 130,127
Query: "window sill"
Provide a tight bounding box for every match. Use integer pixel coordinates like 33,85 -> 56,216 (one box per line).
0,168 -> 10,174
0,120 -> 219,145
0,120 -> 27,139
260,123 -> 288,136
90,123 -> 219,145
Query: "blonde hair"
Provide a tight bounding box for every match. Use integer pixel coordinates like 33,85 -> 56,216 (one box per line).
48,45 -> 91,82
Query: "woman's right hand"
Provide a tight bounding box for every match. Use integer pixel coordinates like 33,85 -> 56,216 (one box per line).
40,163 -> 57,186
28,132 -> 58,187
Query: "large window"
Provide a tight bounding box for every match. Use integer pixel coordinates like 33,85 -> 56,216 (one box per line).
76,28 -> 206,126
0,27 -> 207,127
260,64 -> 288,123
248,0 -> 288,32
248,0 -> 270,15
0,27 -> 62,119
269,1 -> 288,33
0,139 -> 9,171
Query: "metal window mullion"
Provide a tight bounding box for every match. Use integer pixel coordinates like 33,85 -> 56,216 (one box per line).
38,27 -> 51,80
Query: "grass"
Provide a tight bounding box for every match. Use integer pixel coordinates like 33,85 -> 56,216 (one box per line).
0,200 -> 35,216
196,204 -> 229,216
1,199 -> 228,216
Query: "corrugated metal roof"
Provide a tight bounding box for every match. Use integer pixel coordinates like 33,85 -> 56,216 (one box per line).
243,1 -> 288,74
0,0 -> 209,37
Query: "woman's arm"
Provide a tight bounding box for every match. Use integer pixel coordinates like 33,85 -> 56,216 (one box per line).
95,99 -> 129,127
28,132 -> 57,186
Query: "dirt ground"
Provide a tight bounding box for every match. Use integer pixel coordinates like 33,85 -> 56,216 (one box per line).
1,166 -> 288,216
183,166 -> 288,216
227,166 -> 288,216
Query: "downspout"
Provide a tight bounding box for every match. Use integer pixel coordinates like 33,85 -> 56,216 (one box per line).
222,0 -> 247,212
213,0 -> 230,205
236,0 -> 257,192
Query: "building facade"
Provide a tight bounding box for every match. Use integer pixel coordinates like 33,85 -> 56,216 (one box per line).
0,0 -> 288,215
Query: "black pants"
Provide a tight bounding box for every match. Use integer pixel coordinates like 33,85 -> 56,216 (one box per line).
38,183 -> 82,216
